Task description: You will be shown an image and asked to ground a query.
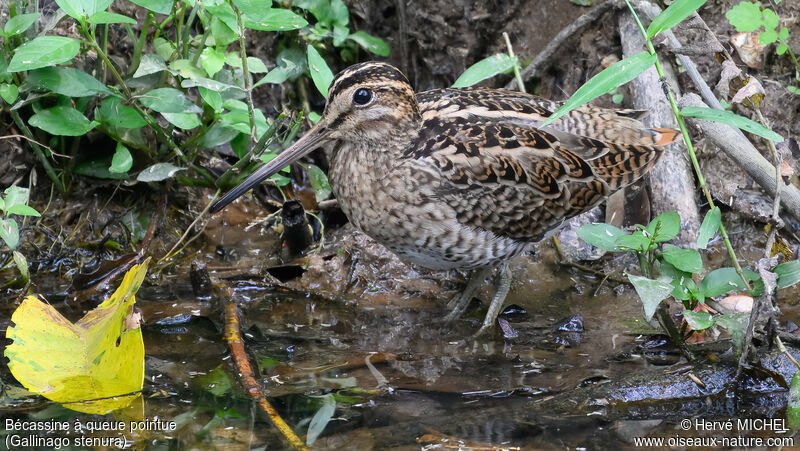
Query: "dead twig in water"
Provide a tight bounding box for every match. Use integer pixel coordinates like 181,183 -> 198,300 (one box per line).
224,298 -> 309,450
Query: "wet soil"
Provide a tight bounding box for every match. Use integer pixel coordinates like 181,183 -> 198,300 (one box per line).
2,0 -> 800,449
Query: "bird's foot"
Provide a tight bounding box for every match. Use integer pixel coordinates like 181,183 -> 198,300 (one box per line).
443,267 -> 491,322
472,263 -> 511,338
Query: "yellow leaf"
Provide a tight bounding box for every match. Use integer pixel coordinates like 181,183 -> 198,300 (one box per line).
5,258 -> 149,414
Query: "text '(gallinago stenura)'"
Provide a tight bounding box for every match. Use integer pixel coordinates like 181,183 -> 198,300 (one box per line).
210,62 -> 679,336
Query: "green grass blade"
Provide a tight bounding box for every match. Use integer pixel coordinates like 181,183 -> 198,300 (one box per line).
541,51 -> 656,127
452,53 -> 516,88
680,106 -> 784,142
646,0 -> 707,39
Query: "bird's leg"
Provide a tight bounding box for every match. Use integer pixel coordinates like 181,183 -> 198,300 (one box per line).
473,263 -> 511,337
443,266 -> 491,321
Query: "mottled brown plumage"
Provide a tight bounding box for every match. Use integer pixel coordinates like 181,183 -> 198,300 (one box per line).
210,62 -> 678,335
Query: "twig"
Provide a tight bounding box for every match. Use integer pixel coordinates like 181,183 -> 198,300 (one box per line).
157,189 -> 219,266
0,134 -> 69,158
9,111 -> 65,193
504,0 -> 624,90
224,299 -> 308,450
231,2 -> 257,142
502,32 -> 525,93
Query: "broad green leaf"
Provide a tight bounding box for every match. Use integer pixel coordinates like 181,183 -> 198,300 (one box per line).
194,365 -> 234,397
87,11 -> 137,24
646,0 -> 707,39
225,55 -> 269,73
0,218 -> 19,250
306,394 -> 335,446
347,31 -> 390,57
180,76 -> 241,92
132,53 -> 168,78
304,163 -> 332,202
452,53 -> 516,88
109,142 -> 133,174
129,0 -> 175,14
697,207 -> 721,249
628,274 -> 674,321
199,87 -> 223,113
5,259 -> 148,414
615,232 -> 650,252
329,0 -> 349,27
542,51 -> 656,127
307,45 -> 334,97
7,205 -> 41,217
761,8 -> 779,31
24,66 -> 114,97
775,260 -> 800,290
680,106 -> 783,142
137,163 -> 185,182
162,112 -> 201,130
714,313 -> 749,354
725,1 -> 762,32
75,158 -> 127,180
254,66 -> 290,87
658,260 -> 699,302
97,97 -> 148,129
29,106 -> 97,136
660,244 -> 703,273
232,0 -> 272,18
169,58 -> 206,79
4,13 -> 41,36
699,267 -> 760,298
788,372 -> 800,429
8,36 -> 81,72
138,87 -> 202,113
576,223 -> 625,251
682,310 -> 714,330
199,123 -> 239,148
153,37 -> 176,61
4,186 -> 30,208
0,83 -> 19,104
244,7 -> 308,31
200,47 -> 225,77
647,211 -> 680,242
54,0 -> 85,19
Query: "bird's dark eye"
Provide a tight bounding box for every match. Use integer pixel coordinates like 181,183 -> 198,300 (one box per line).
353,88 -> 373,105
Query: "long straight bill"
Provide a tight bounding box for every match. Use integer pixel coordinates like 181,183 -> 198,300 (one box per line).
210,122 -> 331,213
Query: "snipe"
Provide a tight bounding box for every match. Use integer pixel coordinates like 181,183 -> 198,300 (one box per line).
210,62 -> 678,336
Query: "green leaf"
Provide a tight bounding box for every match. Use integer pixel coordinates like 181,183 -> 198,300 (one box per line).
87,11 -> 137,24
129,0 -> 175,15
109,142 -> 133,174
306,45 -> 334,97
725,1 -> 763,32
193,365 -> 234,397
628,274 -> 674,321
24,66 -> 114,97
347,31 -> 390,57
132,53 -> 168,78
8,36 -> 81,72
647,211 -> 680,243
5,185 -> 31,208
97,97 -> 148,129
4,13 -> 41,36
5,260 -> 148,414
232,0 -> 272,18
646,0 -> 707,39
714,313 -> 749,354
153,37 -> 176,61
660,244 -> 703,274
304,163 -> 332,202
452,53 -> 516,88
7,205 -> 41,217
75,158 -> 127,180
576,223 -> 625,251
657,260 -> 700,302
12,251 -> 29,283
542,51 -> 656,127
169,58 -> 206,79
0,83 -> 19,104
699,267 -> 759,297
306,394 -> 335,446
761,8 -> 779,31
788,372 -> 800,429
615,231 -> 650,252
139,87 -> 202,113
0,218 -> 19,250
162,112 -> 201,130
137,163 -> 185,182
697,207 -> 721,249
775,260 -> 800,290
759,29 -> 778,45
54,0 -> 86,19
682,310 -> 714,330
199,87 -> 223,113
330,0 -> 349,27
29,106 -> 97,136
680,106 -> 783,142
200,47 -> 225,77
244,8 -> 308,31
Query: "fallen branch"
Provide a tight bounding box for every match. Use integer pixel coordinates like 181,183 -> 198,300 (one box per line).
224,299 -> 308,450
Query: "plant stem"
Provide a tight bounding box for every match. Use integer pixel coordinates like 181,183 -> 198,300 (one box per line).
502,31 -> 525,93
625,0 -> 751,292
128,12 -> 153,77
10,111 -> 65,193
231,1 -> 258,142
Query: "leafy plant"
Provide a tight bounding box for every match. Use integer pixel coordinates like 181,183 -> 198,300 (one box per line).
578,210 -> 800,350
0,185 -> 41,284
726,1 -> 799,94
